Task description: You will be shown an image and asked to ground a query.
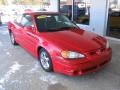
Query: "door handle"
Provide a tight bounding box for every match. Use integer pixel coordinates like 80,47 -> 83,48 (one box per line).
26,32 -> 36,38
26,32 -> 39,41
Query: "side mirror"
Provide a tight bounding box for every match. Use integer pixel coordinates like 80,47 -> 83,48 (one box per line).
24,25 -> 34,31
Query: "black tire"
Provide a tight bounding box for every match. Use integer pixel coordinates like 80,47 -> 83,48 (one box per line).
10,32 -> 18,45
39,48 -> 53,72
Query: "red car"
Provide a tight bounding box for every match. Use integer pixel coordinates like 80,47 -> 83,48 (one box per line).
8,12 -> 112,76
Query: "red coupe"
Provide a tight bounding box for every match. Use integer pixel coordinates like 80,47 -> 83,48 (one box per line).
8,12 -> 112,76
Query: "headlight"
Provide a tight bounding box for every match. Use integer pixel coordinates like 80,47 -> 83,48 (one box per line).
61,51 -> 85,59
106,40 -> 110,49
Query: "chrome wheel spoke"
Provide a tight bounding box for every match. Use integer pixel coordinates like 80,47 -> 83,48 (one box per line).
40,52 -> 50,69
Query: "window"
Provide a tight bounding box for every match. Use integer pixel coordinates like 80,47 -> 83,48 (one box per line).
35,14 -> 78,32
107,0 -> 120,39
20,14 -> 33,26
15,15 -> 22,24
73,0 -> 91,25
60,0 -> 91,25
60,0 -> 72,20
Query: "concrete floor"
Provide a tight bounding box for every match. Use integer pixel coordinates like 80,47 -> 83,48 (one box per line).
0,25 -> 120,90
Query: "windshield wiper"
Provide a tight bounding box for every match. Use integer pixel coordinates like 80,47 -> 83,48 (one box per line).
45,27 -> 77,32
58,27 -> 77,30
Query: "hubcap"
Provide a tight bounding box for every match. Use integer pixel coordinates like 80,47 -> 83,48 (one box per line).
40,51 -> 50,69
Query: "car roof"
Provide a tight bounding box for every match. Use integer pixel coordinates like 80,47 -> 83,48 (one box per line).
24,11 -> 59,16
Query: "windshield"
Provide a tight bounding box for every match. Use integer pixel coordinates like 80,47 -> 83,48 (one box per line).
35,14 -> 78,32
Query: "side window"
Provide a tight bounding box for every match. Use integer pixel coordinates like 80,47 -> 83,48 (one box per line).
15,15 -> 22,24
20,15 -> 33,26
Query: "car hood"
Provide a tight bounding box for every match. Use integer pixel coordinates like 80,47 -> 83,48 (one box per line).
39,28 -> 106,53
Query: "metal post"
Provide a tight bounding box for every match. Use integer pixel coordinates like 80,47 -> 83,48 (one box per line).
72,0 -> 74,21
58,0 -> 60,13
0,15 -> 2,25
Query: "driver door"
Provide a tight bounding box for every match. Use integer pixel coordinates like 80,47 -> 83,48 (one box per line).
20,14 -> 37,54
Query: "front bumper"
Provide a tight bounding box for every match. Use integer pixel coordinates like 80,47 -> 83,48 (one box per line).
52,48 -> 112,76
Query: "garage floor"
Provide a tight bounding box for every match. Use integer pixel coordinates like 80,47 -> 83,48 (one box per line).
0,25 -> 120,90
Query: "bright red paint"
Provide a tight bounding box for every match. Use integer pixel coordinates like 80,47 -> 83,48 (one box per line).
8,12 -> 112,76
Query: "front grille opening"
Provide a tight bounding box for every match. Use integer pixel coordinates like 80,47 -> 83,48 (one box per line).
89,51 -> 96,55
100,48 -> 106,52
89,47 -> 106,56
82,66 -> 97,73
100,60 -> 109,66
73,70 -> 79,75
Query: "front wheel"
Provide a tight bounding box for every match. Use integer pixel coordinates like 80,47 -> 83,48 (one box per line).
39,48 -> 53,72
10,32 -> 18,45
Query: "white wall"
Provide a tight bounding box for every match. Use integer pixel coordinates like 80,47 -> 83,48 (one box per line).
118,0 -> 120,7
78,0 -> 109,36
90,0 -> 109,35
49,0 -> 59,12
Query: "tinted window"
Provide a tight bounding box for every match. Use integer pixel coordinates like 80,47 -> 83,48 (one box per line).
73,0 -> 91,25
60,0 -> 91,25
35,14 -> 78,32
60,0 -> 72,20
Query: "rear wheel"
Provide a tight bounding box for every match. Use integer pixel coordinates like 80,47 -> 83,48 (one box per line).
39,48 -> 53,72
10,32 -> 18,45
